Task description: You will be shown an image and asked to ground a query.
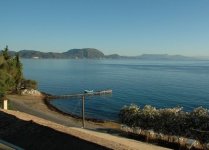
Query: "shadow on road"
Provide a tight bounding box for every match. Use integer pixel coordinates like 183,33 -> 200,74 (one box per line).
0,111 -> 110,150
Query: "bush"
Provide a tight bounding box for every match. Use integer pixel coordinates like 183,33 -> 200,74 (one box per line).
21,79 -> 37,90
119,104 -> 209,143
0,47 -> 24,93
119,104 -> 140,127
0,92 -> 5,108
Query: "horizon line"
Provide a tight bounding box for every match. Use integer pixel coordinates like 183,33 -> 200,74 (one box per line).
1,47 -> 209,58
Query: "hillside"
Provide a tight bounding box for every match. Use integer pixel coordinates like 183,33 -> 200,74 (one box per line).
0,48 -> 201,60
135,54 -> 195,60
9,48 -> 105,59
63,48 -> 104,59
18,50 -> 65,59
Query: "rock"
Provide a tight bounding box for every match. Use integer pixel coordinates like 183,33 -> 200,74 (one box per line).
133,127 -> 141,134
185,139 -> 198,149
21,89 -> 42,96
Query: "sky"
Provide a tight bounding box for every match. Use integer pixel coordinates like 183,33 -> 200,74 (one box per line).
0,0 -> 209,56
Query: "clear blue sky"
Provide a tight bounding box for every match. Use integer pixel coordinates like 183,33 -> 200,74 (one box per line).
1,0 -> 209,56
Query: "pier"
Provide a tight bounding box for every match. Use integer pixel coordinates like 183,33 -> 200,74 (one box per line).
46,89 -> 112,99
45,89 -> 112,128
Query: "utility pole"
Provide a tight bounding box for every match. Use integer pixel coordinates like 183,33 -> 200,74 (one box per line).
82,96 -> 85,128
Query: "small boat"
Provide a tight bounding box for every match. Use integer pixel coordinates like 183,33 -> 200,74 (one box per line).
84,90 -> 94,93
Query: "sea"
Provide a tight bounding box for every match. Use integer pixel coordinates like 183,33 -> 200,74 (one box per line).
22,59 -> 209,121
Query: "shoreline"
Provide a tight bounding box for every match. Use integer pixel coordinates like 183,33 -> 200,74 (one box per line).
6,94 -> 120,129
43,90 -> 116,123
4,94 -> 184,149
43,98 -> 107,123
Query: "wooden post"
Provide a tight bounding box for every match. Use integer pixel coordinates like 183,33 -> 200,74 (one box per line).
82,96 -> 85,128
3,99 -> 8,110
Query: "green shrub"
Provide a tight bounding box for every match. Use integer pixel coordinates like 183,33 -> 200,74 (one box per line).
21,79 -> 37,90
0,46 -> 37,94
119,104 -> 209,143
0,92 -> 5,108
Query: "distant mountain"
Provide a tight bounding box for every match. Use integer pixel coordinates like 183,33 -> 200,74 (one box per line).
63,48 -> 104,59
1,48 -> 104,59
104,54 -> 197,60
105,54 -> 121,59
18,50 -> 65,58
135,54 -> 196,60
0,49 -> 204,60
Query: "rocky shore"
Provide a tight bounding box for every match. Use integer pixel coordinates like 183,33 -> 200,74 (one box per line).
20,89 -> 42,96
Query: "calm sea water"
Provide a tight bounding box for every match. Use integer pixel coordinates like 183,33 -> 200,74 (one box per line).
22,59 -> 209,121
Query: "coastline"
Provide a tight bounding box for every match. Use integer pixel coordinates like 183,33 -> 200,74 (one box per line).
43,98 -> 104,123
6,94 -> 120,129
4,94 -> 183,149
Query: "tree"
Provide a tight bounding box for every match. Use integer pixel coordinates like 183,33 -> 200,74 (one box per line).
0,45 -> 37,94
14,53 -> 23,92
2,45 -> 10,60
22,80 -> 37,90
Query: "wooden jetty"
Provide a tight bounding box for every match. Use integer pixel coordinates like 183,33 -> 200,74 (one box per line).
45,89 -> 112,128
46,89 -> 112,99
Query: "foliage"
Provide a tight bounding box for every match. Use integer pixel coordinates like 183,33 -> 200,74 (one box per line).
2,45 -> 10,60
0,46 -> 37,94
0,100 -> 2,108
21,79 -> 37,90
0,92 -> 5,108
119,104 -> 209,143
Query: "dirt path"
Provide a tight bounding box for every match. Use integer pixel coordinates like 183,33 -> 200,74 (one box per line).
7,95 -> 118,129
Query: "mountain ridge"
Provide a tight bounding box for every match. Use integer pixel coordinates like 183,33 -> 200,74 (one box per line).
1,48 -> 205,60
